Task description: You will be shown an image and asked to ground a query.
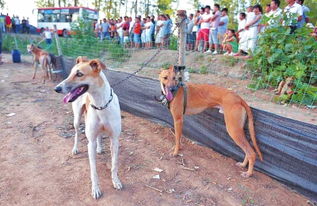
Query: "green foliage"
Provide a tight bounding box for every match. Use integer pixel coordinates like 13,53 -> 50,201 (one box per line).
222,56 -> 239,67
248,24 -> 317,106
168,35 -> 178,50
188,67 -> 198,73
199,65 -> 208,74
157,0 -> 175,16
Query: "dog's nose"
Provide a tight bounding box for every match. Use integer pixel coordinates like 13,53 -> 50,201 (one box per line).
54,86 -> 62,93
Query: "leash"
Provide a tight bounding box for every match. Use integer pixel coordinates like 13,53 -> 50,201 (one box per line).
90,88 -> 114,110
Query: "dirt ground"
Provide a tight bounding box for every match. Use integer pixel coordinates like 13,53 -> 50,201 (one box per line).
0,54 -> 313,206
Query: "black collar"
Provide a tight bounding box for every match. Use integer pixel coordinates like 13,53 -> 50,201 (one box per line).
166,81 -> 187,114
91,88 -> 114,110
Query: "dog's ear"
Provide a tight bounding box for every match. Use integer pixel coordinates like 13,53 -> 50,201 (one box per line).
76,56 -> 88,64
169,65 -> 175,72
89,59 -> 106,72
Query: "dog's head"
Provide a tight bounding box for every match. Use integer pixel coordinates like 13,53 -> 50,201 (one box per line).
159,65 -> 178,101
27,44 -> 35,53
285,76 -> 295,88
54,56 -> 106,103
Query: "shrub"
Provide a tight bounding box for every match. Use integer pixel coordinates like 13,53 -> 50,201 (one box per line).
248,25 -> 317,106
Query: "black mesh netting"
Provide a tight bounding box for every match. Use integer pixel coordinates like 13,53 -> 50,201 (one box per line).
63,60 -> 317,200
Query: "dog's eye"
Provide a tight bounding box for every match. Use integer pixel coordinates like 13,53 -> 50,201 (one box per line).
164,77 -> 168,80
76,71 -> 84,77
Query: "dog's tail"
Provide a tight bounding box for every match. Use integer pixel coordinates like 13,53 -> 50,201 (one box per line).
241,100 -> 263,161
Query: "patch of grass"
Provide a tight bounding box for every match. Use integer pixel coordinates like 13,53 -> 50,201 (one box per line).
195,54 -> 205,61
199,65 -> 208,74
222,56 -> 240,67
160,63 -> 172,69
188,67 -> 198,73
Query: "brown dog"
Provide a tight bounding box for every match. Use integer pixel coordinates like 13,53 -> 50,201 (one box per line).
27,44 -> 52,83
275,77 -> 295,97
159,66 -> 263,177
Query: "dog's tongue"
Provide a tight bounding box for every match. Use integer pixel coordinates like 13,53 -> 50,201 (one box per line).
63,92 -> 73,103
63,87 -> 82,103
165,87 -> 173,101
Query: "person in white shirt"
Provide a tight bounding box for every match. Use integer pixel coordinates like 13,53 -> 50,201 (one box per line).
245,4 -> 262,53
194,8 -> 204,51
268,0 -> 283,28
116,17 -> 124,44
284,0 -> 303,33
143,16 -> 154,48
296,0 -> 310,28
234,12 -> 248,56
197,5 -> 213,52
42,27 -> 53,45
206,4 -> 221,54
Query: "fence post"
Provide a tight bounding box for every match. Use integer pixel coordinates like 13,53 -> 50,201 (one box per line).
176,10 -> 189,81
53,25 -> 66,78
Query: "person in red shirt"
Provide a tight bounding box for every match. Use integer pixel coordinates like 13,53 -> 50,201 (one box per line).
5,14 -> 11,33
133,17 -> 141,48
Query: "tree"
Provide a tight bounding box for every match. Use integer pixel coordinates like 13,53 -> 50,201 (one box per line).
35,0 -> 55,7
157,0 -> 175,16
0,0 -> 4,9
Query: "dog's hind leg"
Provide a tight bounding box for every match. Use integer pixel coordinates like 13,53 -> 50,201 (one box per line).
224,105 -> 256,178
96,135 -> 103,154
32,61 -> 38,79
110,135 -> 122,190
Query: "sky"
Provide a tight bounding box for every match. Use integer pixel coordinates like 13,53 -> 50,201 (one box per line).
1,0 -> 212,26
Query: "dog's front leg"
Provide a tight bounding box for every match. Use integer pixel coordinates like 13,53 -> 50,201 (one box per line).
110,135 -> 122,190
86,131 -> 102,199
172,116 -> 183,156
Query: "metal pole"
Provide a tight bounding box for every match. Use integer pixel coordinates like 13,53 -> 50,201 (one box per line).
53,25 -> 63,56
53,24 -> 67,78
176,10 -> 189,81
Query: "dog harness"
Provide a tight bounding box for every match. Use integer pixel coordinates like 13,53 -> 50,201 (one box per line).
91,88 -> 114,110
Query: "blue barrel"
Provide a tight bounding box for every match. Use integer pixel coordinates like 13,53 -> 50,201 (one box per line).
12,49 -> 21,63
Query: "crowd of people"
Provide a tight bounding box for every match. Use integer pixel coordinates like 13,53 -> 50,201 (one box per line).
92,0 -> 313,57
0,13 -> 31,34
93,14 -> 173,49
184,0 -> 312,57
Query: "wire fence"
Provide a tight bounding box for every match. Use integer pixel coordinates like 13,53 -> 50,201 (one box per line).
2,30 -> 316,109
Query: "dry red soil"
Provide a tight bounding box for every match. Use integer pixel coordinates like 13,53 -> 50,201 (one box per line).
0,54 -> 311,206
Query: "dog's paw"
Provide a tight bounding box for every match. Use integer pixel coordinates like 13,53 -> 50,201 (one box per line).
241,172 -> 252,178
112,177 -> 123,190
72,147 -> 79,155
91,186 -> 102,199
236,162 -> 246,168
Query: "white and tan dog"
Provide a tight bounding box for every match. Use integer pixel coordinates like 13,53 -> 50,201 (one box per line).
54,57 -> 122,199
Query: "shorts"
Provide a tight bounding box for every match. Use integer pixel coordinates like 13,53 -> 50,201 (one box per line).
197,29 -> 209,42
145,33 -> 152,42
186,33 -> 195,44
133,34 -> 141,43
155,35 -> 162,44
209,28 -> 219,44
46,39 -> 52,45
123,36 -> 129,43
